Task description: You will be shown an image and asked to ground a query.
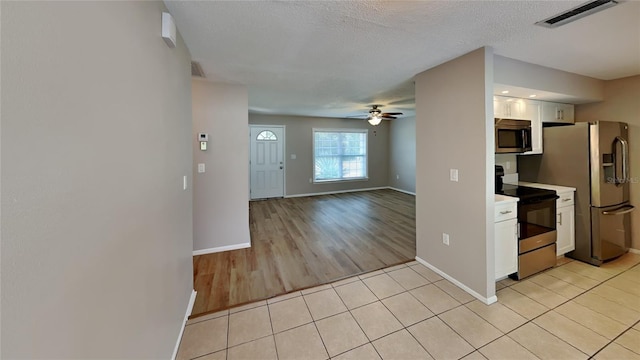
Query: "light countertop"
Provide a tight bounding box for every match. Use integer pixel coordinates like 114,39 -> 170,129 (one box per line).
495,194 -> 518,204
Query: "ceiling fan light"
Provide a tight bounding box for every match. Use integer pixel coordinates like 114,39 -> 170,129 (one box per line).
368,116 -> 382,126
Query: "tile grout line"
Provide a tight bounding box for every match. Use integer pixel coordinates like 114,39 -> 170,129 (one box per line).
490,259 -> 640,359
299,289 -> 332,360
333,280 -> 379,358
575,263 -> 640,359
360,267 -> 494,359
265,300 -> 279,360
356,275 -> 437,360
590,318 -> 640,359
182,255 -> 640,360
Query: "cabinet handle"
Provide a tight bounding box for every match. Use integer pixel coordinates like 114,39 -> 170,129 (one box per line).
500,210 -> 512,215
562,198 -> 571,202
558,213 -> 563,225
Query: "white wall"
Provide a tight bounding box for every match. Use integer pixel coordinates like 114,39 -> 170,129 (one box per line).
192,80 -> 250,253
249,114 -> 390,196
494,55 -> 604,103
576,75 -> 640,250
389,116 -> 416,194
1,1 -> 193,357
415,47 -> 495,301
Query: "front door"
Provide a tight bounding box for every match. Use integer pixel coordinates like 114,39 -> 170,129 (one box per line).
250,125 -> 284,199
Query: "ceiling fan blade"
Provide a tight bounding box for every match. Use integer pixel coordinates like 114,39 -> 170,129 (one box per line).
346,115 -> 368,119
381,112 -> 403,116
382,116 -> 397,120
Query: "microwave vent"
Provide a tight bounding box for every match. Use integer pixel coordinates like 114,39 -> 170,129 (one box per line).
535,0 -> 618,28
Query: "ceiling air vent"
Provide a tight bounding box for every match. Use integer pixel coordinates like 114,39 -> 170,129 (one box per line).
191,61 -> 205,78
535,0 -> 618,28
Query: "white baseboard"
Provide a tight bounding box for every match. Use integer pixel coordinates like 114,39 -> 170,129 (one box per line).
629,248 -> 640,255
284,186 -> 388,198
387,187 -> 416,196
415,256 -> 497,305
172,290 -> 197,360
193,242 -> 251,256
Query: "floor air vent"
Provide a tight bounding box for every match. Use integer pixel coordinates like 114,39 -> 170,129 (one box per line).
191,61 -> 205,78
535,0 -> 618,28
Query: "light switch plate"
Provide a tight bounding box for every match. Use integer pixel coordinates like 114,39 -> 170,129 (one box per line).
442,233 -> 450,245
450,169 -> 459,182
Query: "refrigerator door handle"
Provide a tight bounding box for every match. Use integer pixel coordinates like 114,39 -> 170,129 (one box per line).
615,136 -> 629,185
602,205 -> 635,216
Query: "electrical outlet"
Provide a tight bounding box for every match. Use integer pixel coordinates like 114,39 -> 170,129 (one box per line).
198,163 -> 205,173
442,233 -> 450,246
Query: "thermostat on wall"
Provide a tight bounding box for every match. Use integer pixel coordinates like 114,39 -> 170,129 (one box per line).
198,133 -> 209,142
162,12 -> 177,48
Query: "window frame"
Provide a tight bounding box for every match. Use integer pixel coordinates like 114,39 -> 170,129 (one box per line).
312,128 -> 369,183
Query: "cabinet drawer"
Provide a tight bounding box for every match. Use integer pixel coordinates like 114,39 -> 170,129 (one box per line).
495,201 -> 517,222
557,191 -> 574,208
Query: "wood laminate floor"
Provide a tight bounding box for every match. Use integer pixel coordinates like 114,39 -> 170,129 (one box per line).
191,189 -> 416,317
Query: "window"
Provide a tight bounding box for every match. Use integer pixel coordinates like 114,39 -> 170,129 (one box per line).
256,130 -> 277,141
313,129 -> 367,182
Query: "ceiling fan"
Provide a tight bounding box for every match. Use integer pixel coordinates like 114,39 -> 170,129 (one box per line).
348,105 -> 403,126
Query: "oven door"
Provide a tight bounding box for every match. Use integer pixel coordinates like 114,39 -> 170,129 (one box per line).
518,196 -> 558,253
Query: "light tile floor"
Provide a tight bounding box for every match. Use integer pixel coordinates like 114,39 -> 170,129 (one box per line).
178,253 -> 640,360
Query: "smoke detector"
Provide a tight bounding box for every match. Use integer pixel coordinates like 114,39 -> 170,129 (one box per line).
535,0 -> 618,28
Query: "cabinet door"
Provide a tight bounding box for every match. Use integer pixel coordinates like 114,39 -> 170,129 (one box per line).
558,103 -> 575,123
521,100 -> 542,155
541,102 -> 560,122
541,101 -> 575,124
495,218 -> 518,280
494,97 -> 506,118
509,100 -> 525,119
494,96 -> 525,119
556,205 -> 576,255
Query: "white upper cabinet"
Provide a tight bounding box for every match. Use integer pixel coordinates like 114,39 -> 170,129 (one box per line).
494,96 -> 526,119
541,101 -> 575,124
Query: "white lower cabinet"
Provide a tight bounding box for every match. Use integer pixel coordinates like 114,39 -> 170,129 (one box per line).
495,201 -> 518,280
556,191 -> 576,256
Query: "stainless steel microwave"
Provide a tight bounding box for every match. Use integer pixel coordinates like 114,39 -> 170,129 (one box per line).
495,118 -> 532,154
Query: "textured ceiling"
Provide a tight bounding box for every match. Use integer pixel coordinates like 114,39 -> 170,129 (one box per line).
164,1 -> 640,119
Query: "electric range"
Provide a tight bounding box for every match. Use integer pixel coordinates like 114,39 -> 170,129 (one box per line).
496,184 -> 557,202
496,183 -> 559,279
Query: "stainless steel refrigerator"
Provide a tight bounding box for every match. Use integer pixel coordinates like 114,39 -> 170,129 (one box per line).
519,121 -> 634,266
